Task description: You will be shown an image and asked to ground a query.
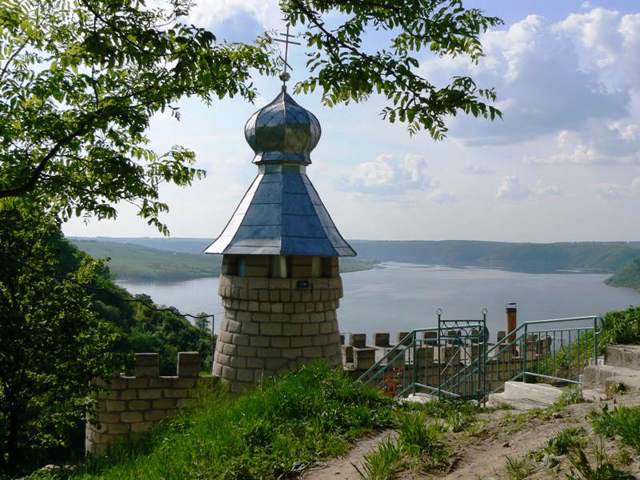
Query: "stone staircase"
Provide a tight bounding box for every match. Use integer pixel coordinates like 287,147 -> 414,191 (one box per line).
488,381 -> 563,411
583,345 -> 640,400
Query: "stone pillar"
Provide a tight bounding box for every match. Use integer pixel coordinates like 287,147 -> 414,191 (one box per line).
506,302 -> 517,338
212,255 -> 343,393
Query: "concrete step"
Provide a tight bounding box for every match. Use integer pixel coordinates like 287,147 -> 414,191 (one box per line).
606,345 -> 640,370
502,381 -> 563,405
583,364 -> 640,393
487,392 -> 551,411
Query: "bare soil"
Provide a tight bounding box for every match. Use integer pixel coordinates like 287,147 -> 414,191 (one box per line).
304,395 -> 640,480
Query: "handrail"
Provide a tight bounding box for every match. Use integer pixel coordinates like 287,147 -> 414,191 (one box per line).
439,315 -> 601,392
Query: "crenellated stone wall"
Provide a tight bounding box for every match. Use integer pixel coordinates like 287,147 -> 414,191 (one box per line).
86,352 -> 212,455
213,269 -> 343,393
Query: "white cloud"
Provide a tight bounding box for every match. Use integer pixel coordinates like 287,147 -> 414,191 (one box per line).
496,176 -> 531,201
633,177 -> 640,193
422,9 -> 634,148
350,154 -> 396,188
496,177 -> 562,201
348,153 -> 434,193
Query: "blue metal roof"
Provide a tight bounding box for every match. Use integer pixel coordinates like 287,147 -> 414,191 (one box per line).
206,89 -> 355,257
205,165 -> 355,256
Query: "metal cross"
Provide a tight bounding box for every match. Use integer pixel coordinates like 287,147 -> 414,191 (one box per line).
271,23 -> 301,86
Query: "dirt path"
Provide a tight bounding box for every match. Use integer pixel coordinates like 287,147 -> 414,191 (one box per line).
303,431 -> 396,480
439,405 -> 592,479
304,396 -> 640,480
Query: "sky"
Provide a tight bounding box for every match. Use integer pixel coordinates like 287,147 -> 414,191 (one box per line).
64,0 -> 640,242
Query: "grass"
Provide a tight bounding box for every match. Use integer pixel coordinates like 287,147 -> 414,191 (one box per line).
35,363 -> 394,480
544,427 -> 586,456
354,439 -> 402,480
591,405 -> 640,453
505,454 -> 535,480
566,439 -> 634,480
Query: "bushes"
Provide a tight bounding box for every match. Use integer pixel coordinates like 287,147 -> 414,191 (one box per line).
600,307 -> 640,346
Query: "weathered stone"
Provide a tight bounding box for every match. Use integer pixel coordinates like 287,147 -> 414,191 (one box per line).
121,411 -> 144,423
137,389 -> 162,400
128,400 -> 151,411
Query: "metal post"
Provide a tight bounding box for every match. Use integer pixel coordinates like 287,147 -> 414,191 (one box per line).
437,308 -> 442,400
412,331 -> 417,395
593,316 -> 599,366
522,323 -> 528,382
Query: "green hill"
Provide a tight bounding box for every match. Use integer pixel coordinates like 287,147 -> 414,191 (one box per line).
606,258 -> 640,292
72,239 -> 221,281
71,239 -> 378,281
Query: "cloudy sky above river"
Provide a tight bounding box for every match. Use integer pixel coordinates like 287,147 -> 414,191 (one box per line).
64,0 -> 640,242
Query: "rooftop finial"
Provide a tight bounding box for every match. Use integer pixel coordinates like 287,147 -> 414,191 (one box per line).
272,22 -> 300,89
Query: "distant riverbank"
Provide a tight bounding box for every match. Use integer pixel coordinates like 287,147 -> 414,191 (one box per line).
72,237 -> 640,292
72,238 -> 379,281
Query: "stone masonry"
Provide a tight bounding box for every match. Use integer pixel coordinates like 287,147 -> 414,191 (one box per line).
212,255 -> 343,393
86,352 -> 211,455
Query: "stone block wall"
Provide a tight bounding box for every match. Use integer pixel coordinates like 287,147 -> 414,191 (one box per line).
213,273 -> 343,393
86,352 -> 211,455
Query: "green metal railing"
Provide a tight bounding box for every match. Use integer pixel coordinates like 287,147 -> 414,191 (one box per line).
359,314 -> 602,402
440,315 -> 602,400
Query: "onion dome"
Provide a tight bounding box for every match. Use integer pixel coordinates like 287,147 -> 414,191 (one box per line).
244,87 -> 321,165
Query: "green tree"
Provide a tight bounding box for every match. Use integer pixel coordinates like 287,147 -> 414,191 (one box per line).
0,0 -> 273,233
0,203 -> 120,475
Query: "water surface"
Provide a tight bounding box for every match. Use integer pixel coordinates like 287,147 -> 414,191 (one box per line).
118,263 -> 640,340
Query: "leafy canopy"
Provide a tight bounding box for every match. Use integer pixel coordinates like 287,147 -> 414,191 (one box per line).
0,0 -> 273,233
283,0 -> 503,137
1,0 -> 501,232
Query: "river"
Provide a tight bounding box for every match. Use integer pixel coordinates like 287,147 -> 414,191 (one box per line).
118,262 -> 640,341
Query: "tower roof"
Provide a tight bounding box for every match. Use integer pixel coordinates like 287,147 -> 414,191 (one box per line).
244,88 -> 321,165
205,90 -> 355,258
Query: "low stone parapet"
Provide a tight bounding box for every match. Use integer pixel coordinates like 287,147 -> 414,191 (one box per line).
86,352 -> 211,455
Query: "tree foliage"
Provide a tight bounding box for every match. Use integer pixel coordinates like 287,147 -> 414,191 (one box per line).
0,202 -> 120,475
283,0 -> 503,137
0,0 -> 502,232
0,0 -> 273,233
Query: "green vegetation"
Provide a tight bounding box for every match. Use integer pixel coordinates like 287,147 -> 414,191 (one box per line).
592,406 -> 640,453
606,258 -> 640,292
0,205 -> 118,476
0,205 -> 211,476
355,400 -> 476,479
601,306 -> 640,346
48,364 -> 394,480
72,239 -> 220,281
355,439 -> 403,480
544,428 -> 586,456
566,440 -> 634,480
505,454 -> 535,480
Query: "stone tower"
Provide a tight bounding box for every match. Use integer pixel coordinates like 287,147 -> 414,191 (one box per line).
206,86 -> 356,393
